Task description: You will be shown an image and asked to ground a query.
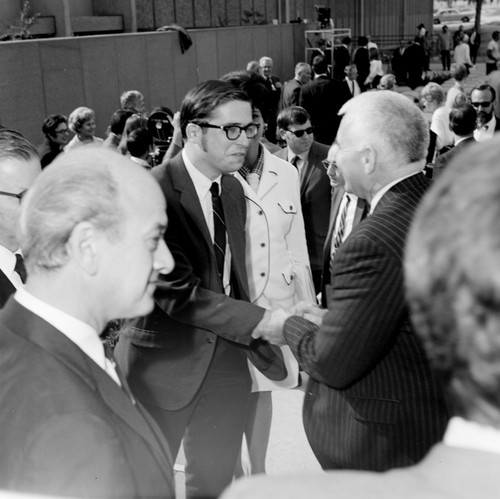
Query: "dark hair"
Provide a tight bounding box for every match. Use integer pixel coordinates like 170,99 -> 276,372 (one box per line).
42,114 -> 68,138
342,36 -> 351,45
312,55 -> 328,75
358,36 -> 368,46
127,128 -> 151,158
449,104 -> 477,136
108,109 -> 134,135
277,106 -> 310,130
220,70 -> 272,124
471,83 -> 496,102
180,80 -> 251,138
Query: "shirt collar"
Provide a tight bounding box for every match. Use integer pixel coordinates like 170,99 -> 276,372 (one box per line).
14,287 -> 106,371
0,245 -> 17,281
182,148 -> 222,198
369,171 -> 423,214
239,143 -> 265,181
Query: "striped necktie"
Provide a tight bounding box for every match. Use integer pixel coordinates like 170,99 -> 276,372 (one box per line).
329,195 -> 351,275
210,182 -> 226,280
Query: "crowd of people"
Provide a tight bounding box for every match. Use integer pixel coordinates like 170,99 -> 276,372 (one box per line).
1,31 -> 500,499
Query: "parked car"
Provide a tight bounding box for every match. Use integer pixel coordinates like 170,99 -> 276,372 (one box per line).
433,8 -> 474,25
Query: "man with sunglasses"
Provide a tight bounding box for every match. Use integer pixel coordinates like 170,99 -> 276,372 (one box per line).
471,84 -> 500,141
115,80 -> 287,499
275,106 -> 330,293
0,129 -> 41,307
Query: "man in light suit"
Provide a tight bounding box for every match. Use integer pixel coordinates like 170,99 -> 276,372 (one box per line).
222,132 -> 500,499
255,91 -> 450,471
0,147 -> 175,497
115,80 -> 287,499
274,105 -> 330,293
280,62 -> 312,109
0,129 -> 41,308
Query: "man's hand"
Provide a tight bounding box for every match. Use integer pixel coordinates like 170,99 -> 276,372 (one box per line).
252,308 -> 290,345
291,301 -> 328,327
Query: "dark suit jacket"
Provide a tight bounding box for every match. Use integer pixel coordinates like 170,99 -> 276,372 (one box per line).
333,45 -> 350,80
116,153 -> 285,411
221,442 -> 500,499
0,299 -> 174,498
0,270 -> 15,309
434,136 -> 475,179
321,187 -> 366,308
353,46 -> 369,90
281,78 -> 302,109
274,142 -> 331,273
299,76 -> 343,145
284,174 -> 449,471
264,75 -> 281,142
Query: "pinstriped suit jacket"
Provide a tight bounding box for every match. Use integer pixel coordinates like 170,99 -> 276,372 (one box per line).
284,173 -> 450,471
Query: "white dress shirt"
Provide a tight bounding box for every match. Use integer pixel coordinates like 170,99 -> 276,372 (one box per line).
14,287 -> 121,386
0,245 -> 24,289
182,149 -> 231,294
287,149 -> 308,177
332,193 -> 359,252
474,115 -> 497,142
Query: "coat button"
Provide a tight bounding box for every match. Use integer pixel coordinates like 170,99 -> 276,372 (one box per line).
258,210 -> 263,215
260,272 -> 266,277
260,242 -> 265,247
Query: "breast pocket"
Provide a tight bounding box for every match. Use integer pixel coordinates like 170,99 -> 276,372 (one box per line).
277,201 -> 298,215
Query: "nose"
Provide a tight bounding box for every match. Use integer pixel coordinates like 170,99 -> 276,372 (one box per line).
154,239 -> 175,275
236,130 -> 250,147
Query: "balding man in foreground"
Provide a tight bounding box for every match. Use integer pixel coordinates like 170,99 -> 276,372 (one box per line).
0,148 -> 175,498
254,91 -> 449,472
223,136 -> 500,499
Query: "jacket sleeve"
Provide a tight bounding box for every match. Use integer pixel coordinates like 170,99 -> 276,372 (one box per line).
284,234 -> 406,388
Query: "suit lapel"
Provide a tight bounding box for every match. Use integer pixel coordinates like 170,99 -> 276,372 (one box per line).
171,155 -> 213,251
0,300 -> 172,475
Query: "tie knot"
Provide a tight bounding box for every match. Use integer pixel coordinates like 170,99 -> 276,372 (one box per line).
210,182 -> 219,197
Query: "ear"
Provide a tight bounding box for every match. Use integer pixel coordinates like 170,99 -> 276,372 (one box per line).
279,128 -> 287,141
66,221 -> 100,276
185,122 -> 201,144
361,146 -> 377,175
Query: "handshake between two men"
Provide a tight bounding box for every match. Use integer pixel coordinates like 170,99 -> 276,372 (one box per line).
251,301 -> 327,345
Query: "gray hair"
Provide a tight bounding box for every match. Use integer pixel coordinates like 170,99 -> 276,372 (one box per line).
0,128 -> 38,162
18,147 -> 124,272
339,91 -> 429,165
405,136 -> 500,421
421,82 -> 446,106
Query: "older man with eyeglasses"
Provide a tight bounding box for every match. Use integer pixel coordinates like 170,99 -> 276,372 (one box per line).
0,129 -> 41,307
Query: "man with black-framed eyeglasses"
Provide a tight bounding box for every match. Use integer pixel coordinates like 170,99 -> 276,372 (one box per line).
0,129 -> 41,307
115,79 -> 287,499
37,114 -> 70,168
471,83 -> 500,141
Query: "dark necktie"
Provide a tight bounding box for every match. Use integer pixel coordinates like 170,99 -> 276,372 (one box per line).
14,254 -> 27,283
210,182 -> 226,280
103,340 -> 136,404
291,156 -> 300,169
329,195 -> 351,276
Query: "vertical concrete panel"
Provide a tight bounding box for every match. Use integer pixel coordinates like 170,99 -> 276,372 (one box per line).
212,0 -> 227,27
195,31 -> 219,80
278,25 -> 296,81
153,0 -> 174,28
80,36 -> 120,137
235,28 -> 255,70
146,32 -> 179,111
252,25 -> 269,59
175,0 -> 194,27
135,0 -> 153,30
194,0 -> 211,28
172,31 -> 199,105
216,29 -> 238,77
265,1 -> 278,24
39,38 -> 85,126
0,41 -> 45,143
227,0 -> 240,26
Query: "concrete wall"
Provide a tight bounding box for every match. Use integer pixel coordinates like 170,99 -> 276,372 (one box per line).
0,24 -> 305,146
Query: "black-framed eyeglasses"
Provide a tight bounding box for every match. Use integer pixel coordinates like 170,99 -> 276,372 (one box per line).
196,123 -> 259,140
471,101 -> 493,108
0,190 -> 27,201
54,128 -> 70,135
287,127 -> 313,138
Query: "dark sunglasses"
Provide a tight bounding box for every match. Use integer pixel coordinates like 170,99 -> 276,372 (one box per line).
287,127 -> 313,138
471,101 -> 493,108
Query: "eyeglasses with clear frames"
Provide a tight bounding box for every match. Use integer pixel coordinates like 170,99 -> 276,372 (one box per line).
322,159 -> 335,171
196,123 -> 260,140
0,190 -> 27,201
